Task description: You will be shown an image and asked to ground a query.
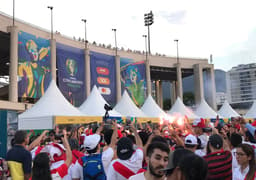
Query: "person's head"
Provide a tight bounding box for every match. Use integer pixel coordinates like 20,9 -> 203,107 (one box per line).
164,149 -> 193,179
84,134 -> 101,154
14,130 -> 29,145
207,134 -> 223,154
121,130 -> 128,137
32,153 -> 51,180
153,125 -> 161,135
146,142 -> 170,178
68,138 -> 79,151
78,125 -> 85,136
192,118 -> 206,135
231,117 -> 239,125
230,133 -> 242,148
223,124 -> 230,132
127,134 -> 136,144
104,129 -> 113,145
151,135 -> 168,145
245,131 -> 256,143
166,154 -> 208,180
116,137 -> 134,160
236,144 -> 255,179
48,130 -> 56,142
138,131 -> 149,146
184,134 -> 198,152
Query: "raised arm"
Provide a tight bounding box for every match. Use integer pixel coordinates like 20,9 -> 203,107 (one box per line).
96,122 -> 104,135
27,130 -> 48,151
62,130 -> 72,167
109,121 -> 118,149
130,123 -> 143,148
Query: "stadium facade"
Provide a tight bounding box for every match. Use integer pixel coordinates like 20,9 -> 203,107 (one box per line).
0,12 -> 216,112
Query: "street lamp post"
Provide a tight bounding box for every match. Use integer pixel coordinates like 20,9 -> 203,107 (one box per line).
81,19 -> 87,47
142,35 -> 148,62
144,11 -> 154,55
12,0 -> 15,26
47,6 -> 53,39
174,39 -> 179,64
112,28 -> 117,56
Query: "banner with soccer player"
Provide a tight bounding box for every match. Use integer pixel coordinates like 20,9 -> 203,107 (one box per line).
18,31 -> 51,99
120,57 -> 147,107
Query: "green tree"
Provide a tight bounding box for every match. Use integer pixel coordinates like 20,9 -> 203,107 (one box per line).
183,92 -> 195,106
163,98 -> 171,110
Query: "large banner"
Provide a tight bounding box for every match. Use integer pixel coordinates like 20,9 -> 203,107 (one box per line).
18,31 -> 51,98
120,58 -> 147,107
57,43 -> 85,107
90,51 -> 116,105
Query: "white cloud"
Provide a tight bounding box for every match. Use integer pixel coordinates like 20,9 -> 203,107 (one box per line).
0,0 -> 256,71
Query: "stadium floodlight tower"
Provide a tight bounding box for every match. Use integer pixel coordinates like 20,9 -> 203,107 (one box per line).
47,6 -> 54,39
144,11 -> 154,55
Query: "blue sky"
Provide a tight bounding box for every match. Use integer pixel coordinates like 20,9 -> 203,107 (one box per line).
1,0 -> 256,71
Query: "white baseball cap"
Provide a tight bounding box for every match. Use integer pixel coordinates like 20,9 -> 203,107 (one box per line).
84,134 -> 101,150
185,134 -> 198,145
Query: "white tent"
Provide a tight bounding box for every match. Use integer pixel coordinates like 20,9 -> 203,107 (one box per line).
141,95 -> 167,117
168,97 -> 199,119
194,99 -> 219,119
79,85 -> 122,117
18,81 -> 84,130
244,100 -> 256,118
218,100 -> 240,118
114,91 -> 147,117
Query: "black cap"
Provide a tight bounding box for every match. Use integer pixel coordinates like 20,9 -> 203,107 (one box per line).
117,137 -> 134,160
209,134 -> 223,149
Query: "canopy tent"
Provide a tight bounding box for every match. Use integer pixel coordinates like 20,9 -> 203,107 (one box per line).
114,91 -> 147,118
244,100 -> 256,119
18,80 -> 84,130
141,95 -> 167,117
79,85 -> 122,117
167,97 -> 199,119
194,99 -> 219,119
218,100 -> 240,118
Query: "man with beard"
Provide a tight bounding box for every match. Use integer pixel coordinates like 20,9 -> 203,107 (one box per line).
129,142 -> 170,180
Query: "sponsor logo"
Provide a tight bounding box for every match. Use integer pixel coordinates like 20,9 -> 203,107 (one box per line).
97,77 -> 110,85
98,87 -> 111,95
96,67 -> 109,75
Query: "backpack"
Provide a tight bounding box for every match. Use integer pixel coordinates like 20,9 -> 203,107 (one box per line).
81,154 -> 106,180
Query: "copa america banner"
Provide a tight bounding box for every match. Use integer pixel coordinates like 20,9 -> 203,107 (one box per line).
56,43 -> 85,107
18,31 -> 51,98
90,51 -> 116,105
120,57 -> 147,107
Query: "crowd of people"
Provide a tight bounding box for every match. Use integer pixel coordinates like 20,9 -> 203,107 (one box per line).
1,116 -> 256,180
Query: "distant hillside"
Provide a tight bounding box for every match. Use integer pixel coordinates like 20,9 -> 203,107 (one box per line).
214,69 -> 227,92
182,69 -> 226,93
163,69 -> 227,99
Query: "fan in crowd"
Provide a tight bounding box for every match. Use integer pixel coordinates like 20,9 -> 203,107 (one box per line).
1,115 -> 256,180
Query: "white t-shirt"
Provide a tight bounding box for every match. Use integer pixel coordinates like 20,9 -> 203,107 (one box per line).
195,149 -> 206,157
232,166 -> 249,180
71,147 -> 114,179
107,148 -> 143,180
232,148 -> 240,171
129,173 -> 167,180
129,172 -> 146,180
198,134 -> 208,149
